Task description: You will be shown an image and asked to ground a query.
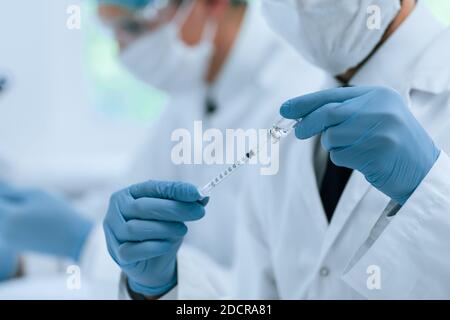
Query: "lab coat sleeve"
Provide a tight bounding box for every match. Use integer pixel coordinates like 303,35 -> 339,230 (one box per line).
342,152 -> 450,299
118,273 -> 178,300
176,245 -> 231,299
117,245 -> 228,299
79,224 -> 122,289
231,178 -> 279,299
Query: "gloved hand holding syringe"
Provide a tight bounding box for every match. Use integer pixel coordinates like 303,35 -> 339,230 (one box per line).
198,118 -> 300,199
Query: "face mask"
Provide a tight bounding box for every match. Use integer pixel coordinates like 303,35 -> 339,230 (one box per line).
120,3 -> 216,93
262,0 -> 401,75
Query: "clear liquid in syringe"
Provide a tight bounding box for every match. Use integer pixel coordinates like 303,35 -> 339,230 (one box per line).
198,118 -> 299,198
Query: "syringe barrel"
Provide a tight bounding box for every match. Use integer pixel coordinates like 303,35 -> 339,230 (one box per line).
197,154 -> 251,199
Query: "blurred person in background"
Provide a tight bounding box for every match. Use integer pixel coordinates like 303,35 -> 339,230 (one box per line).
0,74 -> 90,288
105,0 -> 450,299
0,0 -> 332,298
0,72 -> 107,298
98,0 -> 334,297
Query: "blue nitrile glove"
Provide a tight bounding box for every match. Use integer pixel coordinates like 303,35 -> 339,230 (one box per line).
0,186 -> 94,261
103,180 -> 207,297
0,241 -> 19,281
280,86 -> 440,205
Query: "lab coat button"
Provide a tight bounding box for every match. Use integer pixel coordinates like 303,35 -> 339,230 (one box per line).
319,267 -> 330,277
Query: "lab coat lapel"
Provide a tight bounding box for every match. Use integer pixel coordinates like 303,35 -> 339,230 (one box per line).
318,171 -> 371,260
318,25 -> 450,263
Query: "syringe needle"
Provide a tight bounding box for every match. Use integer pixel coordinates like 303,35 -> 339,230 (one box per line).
198,117 -> 299,199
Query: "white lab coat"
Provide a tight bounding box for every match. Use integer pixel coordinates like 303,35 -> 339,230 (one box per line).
173,2 -> 450,299
0,1 -> 331,299
89,0 -> 332,299
95,0 -> 332,270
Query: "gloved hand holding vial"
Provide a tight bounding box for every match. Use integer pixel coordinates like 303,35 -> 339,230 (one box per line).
198,117 -> 300,198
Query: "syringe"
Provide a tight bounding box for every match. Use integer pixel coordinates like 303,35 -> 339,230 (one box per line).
198,118 -> 299,198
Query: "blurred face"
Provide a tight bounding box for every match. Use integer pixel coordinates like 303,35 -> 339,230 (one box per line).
98,0 -> 213,50
100,0 -> 223,93
98,1 -> 179,49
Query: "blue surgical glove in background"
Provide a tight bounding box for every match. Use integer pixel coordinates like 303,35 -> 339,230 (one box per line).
0,185 -> 94,261
280,86 -> 440,205
0,241 -> 19,281
104,180 -> 207,297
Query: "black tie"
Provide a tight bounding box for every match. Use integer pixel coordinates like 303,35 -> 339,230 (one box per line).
320,154 -> 353,222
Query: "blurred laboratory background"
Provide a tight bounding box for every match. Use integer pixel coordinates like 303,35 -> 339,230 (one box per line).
0,0 -> 167,197
0,0 -> 449,197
